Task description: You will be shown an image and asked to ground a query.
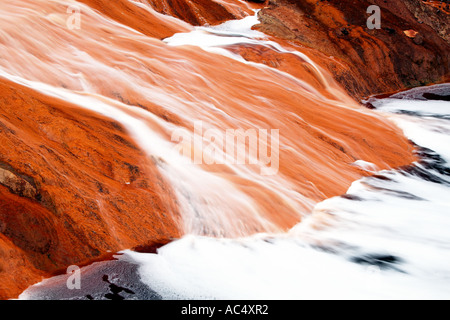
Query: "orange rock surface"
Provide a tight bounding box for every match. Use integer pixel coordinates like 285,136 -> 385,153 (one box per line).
255,0 -> 450,99
0,78 -> 181,299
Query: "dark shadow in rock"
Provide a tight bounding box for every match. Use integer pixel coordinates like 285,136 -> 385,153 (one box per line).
102,274 -> 135,300
351,253 -> 404,271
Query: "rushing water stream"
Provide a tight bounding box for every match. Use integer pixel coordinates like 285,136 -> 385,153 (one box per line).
0,0 -> 448,299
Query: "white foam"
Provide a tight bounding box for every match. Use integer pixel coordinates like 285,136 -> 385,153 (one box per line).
374,99 -> 450,163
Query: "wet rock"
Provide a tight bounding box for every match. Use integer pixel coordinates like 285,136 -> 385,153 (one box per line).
351,253 -> 403,270
254,0 -> 450,99
77,0 -> 192,39
0,165 -> 37,199
404,29 -> 419,38
404,29 -> 424,45
0,78 -> 181,299
20,258 -> 163,300
0,0 -> 423,299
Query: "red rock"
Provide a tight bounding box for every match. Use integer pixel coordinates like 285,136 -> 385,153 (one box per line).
254,0 -> 450,99
141,0 -> 255,26
78,0 -> 261,32
0,78 -> 181,299
76,0 -> 192,39
404,29 -> 419,38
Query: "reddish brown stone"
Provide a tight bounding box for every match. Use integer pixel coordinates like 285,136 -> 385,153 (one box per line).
0,79 -> 181,299
77,0 -> 261,33
254,0 -> 450,99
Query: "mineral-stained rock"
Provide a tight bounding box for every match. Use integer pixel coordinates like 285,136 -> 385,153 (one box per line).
405,0 -> 450,43
77,0 -> 260,33
254,0 -> 450,98
0,0 -> 426,299
0,78 -> 181,299
0,164 -> 38,199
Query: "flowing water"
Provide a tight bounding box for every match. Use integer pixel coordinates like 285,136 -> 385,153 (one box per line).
0,0 -> 448,299
20,86 -> 450,300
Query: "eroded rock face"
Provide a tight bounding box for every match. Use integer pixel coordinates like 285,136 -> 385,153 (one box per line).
255,0 -> 450,98
0,79 -> 181,299
77,0 -> 260,34
0,164 -> 38,199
